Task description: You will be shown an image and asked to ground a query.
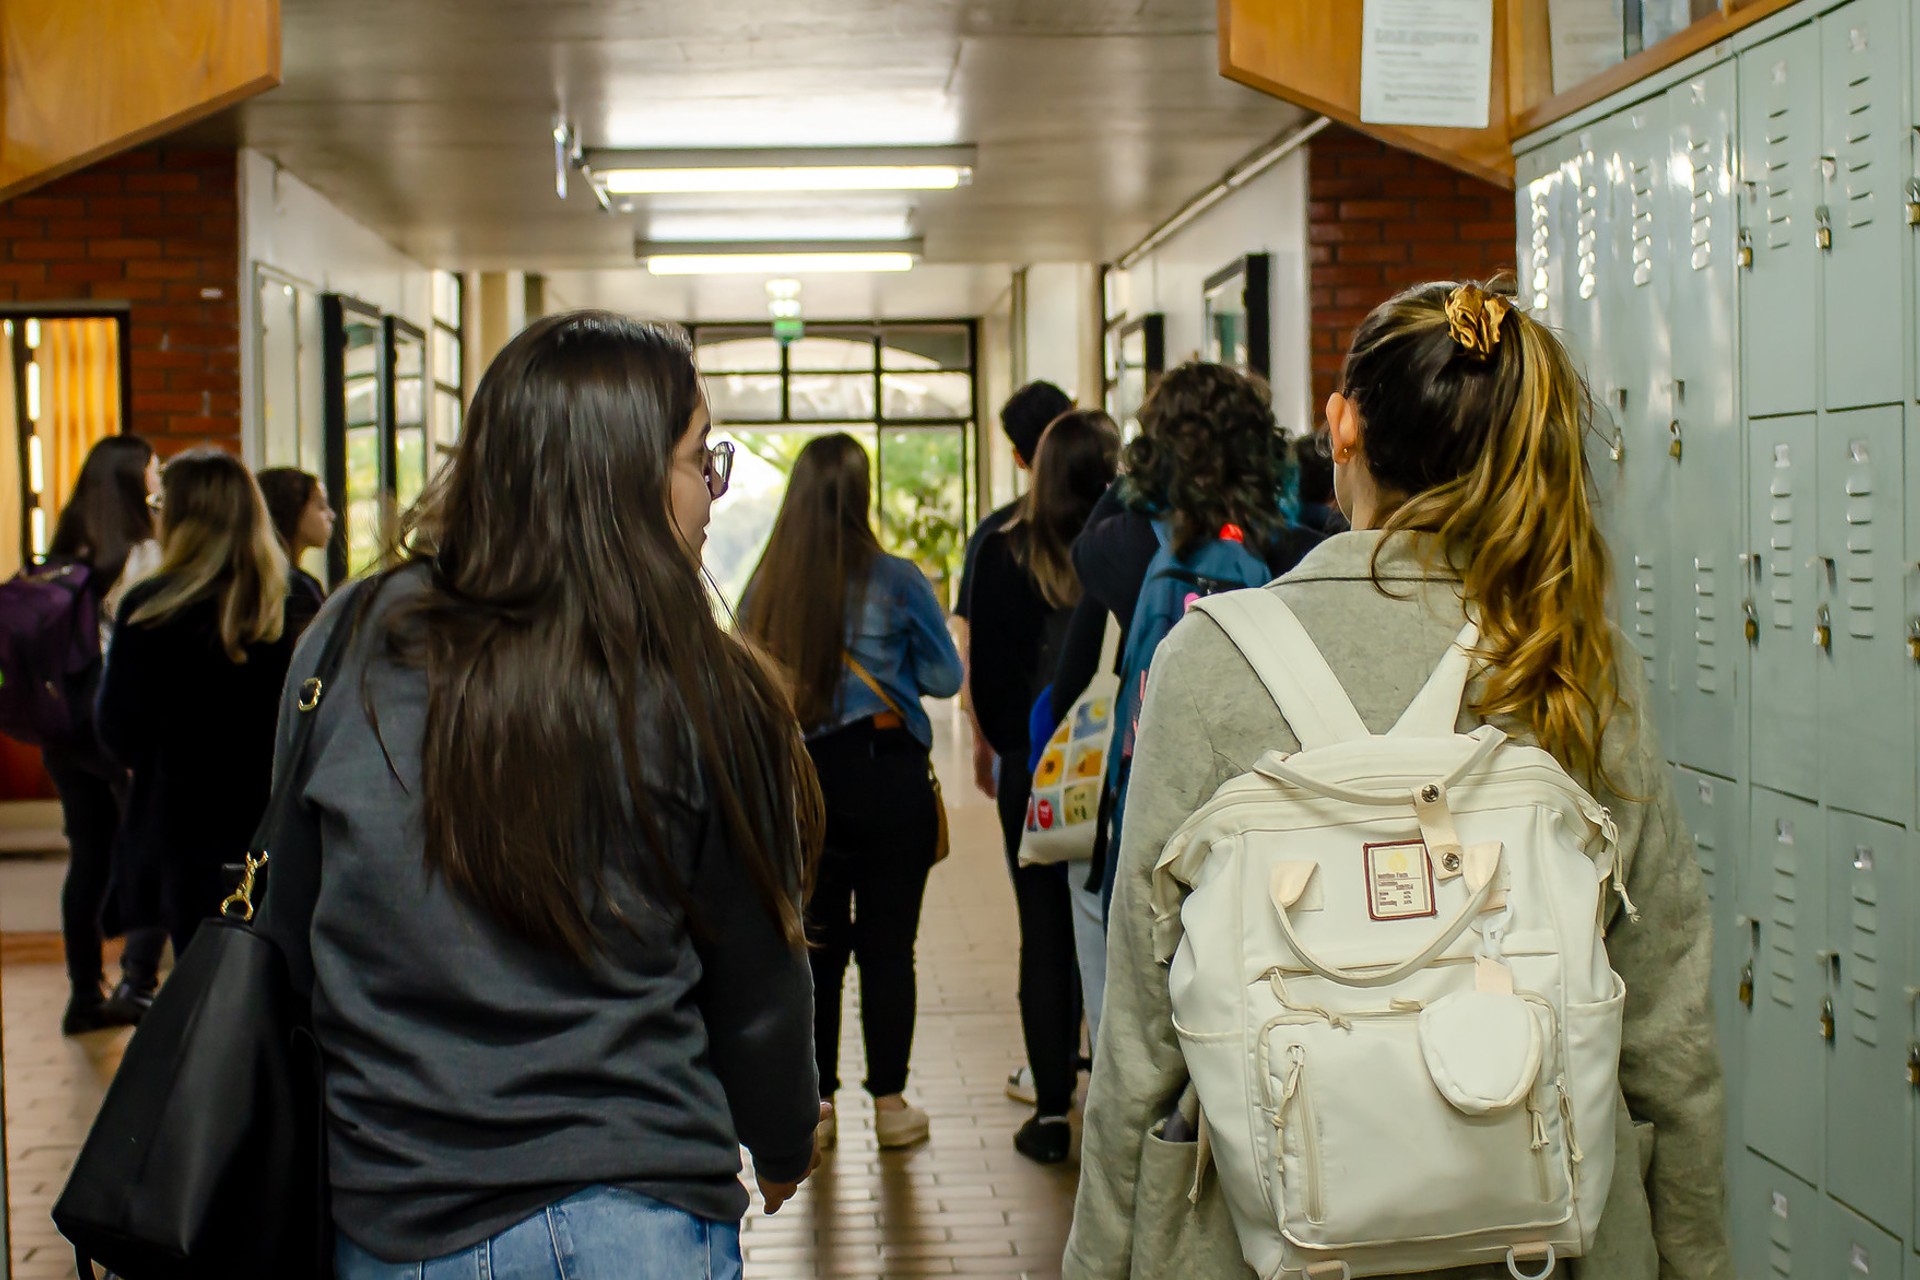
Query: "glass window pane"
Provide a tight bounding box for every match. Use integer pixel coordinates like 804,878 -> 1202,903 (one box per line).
706,372 -> 783,423
696,334 -> 782,373
434,332 -> 461,388
882,325 -> 969,371
432,271 -> 461,327
258,276 -> 300,468
345,424 -> 382,576
435,388 -> 462,448
788,373 -> 876,422
877,427 -> 964,611
703,425 -> 878,608
345,377 -> 379,429
395,427 -> 428,513
788,332 -> 875,372
881,371 -> 971,421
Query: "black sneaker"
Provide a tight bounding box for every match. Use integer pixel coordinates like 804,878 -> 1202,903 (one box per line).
103,978 -> 156,1024
62,989 -> 138,1036
1014,1114 -> 1072,1165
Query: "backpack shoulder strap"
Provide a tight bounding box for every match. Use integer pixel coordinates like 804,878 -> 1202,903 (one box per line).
1191,590 -> 1368,750
1388,619 -> 1481,739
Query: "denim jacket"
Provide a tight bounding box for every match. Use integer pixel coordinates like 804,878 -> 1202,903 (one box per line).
812,553 -> 962,748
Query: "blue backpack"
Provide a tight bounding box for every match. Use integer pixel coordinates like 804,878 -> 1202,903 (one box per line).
1103,520 -> 1269,904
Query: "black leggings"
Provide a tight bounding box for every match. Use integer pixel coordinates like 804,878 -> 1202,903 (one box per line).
998,771 -> 1083,1117
806,722 -> 941,1099
43,746 -> 166,996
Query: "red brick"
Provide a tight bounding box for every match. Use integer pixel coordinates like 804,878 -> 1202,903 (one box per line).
0,217 -> 46,238
0,261 -> 46,282
90,238 -> 162,259
15,239 -> 89,260
164,415 -> 236,436
1459,220 -> 1518,242
1338,242 -> 1412,264
1311,176 -> 1394,200
1378,221 -> 1462,245
1309,244 -> 1335,265
162,193 -> 233,217
1334,285 -> 1389,307
126,173 -> 201,194
168,368 -> 240,393
154,324 -> 235,349
10,197 -> 85,219
1314,264 -> 1389,286
90,196 -> 165,219
90,279 -> 167,301
12,280 -> 83,301
58,172 -> 123,196
164,283 -> 237,307
134,391 -> 204,415
131,368 -> 170,393
1310,221 -> 1382,244
48,261 -> 125,283
1337,199 -> 1410,220
98,150 -> 159,173
127,258 -> 196,280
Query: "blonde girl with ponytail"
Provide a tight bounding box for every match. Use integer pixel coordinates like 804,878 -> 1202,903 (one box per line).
1065,281 -> 1732,1280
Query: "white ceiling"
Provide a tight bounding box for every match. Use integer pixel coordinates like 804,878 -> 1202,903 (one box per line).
190,0 -> 1308,292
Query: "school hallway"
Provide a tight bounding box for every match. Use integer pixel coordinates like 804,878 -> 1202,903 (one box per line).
0,704 -> 1082,1279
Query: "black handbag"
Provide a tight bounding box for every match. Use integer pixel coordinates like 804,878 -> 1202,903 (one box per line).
53,582 -> 369,1280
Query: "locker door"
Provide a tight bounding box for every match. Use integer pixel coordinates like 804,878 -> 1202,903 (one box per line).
1748,417 -> 1822,801
1826,809 -> 1913,1237
1825,1198 -> 1904,1280
1605,100 -> 1678,742
1668,63 -> 1746,779
1737,1152 -> 1819,1280
1675,767 -> 1747,1165
1744,787 -> 1828,1181
1821,0 -> 1909,411
1739,23 -> 1823,418
1819,407 -> 1913,824
1519,149 -> 1570,336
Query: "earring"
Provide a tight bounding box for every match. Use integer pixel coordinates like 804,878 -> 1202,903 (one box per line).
1335,446 -> 1354,463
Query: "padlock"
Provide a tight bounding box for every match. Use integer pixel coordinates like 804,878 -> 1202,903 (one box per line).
1668,420 -> 1683,460
1744,600 -> 1760,644
1907,1043 -> 1920,1089
1738,961 -> 1754,1008
1908,617 -> 1920,662
1815,603 -> 1832,651
1907,179 -> 1920,226
1820,996 -> 1835,1041
1737,229 -> 1754,268
1816,207 -> 1833,251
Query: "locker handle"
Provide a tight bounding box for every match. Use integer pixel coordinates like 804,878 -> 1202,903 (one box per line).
1815,206 -> 1833,252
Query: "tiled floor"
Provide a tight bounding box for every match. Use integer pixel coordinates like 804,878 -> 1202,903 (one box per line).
2,709 -> 1081,1278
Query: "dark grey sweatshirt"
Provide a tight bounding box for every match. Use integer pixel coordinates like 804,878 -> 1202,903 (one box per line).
256,568 -> 818,1262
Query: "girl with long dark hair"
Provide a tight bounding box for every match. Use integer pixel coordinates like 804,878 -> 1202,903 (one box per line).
97,448 -> 295,959
256,313 -> 825,1279
254,466 -> 334,636
966,409 -> 1120,1163
42,434 -> 167,1033
738,432 -> 963,1154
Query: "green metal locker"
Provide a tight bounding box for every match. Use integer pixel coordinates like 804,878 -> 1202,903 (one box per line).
1819,0 -> 1909,412
1828,1196 -> 1904,1280
1738,22 -> 1824,418
1667,63 -> 1748,780
1675,766 -> 1748,1172
1745,787 -> 1829,1181
1818,408 -> 1914,824
1738,1151 -> 1820,1279
1749,417 -> 1824,801
1825,808 -> 1914,1236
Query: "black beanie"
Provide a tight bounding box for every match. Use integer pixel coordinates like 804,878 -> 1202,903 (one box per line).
1000,381 -> 1073,463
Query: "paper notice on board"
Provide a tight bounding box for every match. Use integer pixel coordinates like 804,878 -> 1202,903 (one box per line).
1359,0 -> 1495,130
1547,0 -> 1625,95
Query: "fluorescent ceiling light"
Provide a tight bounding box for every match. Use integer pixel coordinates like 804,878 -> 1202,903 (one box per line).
647,252 -> 916,276
586,146 -> 974,196
639,240 -> 922,276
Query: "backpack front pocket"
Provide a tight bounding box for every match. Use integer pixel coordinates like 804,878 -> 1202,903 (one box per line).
1261,1011 -> 1574,1256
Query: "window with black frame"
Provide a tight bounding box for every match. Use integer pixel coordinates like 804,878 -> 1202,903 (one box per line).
690,321 -> 976,612
322,295 -> 389,584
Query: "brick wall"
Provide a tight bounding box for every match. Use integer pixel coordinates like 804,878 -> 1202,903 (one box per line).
1308,126 -> 1517,414
0,146 -> 240,453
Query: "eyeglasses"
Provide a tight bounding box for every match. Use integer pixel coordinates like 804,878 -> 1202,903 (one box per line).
704,440 -> 735,500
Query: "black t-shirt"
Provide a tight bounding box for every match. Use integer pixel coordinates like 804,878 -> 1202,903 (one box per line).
953,500 -> 1018,622
966,526 -> 1072,765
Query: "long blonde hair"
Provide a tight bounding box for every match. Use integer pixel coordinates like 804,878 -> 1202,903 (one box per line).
1340,280 -> 1620,789
130,448 -> 288,662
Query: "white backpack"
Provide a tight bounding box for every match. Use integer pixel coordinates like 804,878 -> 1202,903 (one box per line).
1155,591 -> 1627,1280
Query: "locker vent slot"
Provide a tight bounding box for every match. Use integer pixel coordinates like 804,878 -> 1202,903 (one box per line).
1528,175 -> 1555,311
1686,135 -> 1717,271
1633,556 -> 1658,659
1765,1185 -> 1795,1277
1631,156 -> 1658,286
1838,47 -> 1879,228
1847,868 -> 1881,1048
1693,562 -> 1718,692
1575,151 -> 1600,300
1768,848 -> 1797,1003
1842,444 -> 1877,638
1761,86 -> 1799,250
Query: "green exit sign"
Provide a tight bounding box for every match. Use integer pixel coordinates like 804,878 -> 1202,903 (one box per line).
773,317 -> 805,345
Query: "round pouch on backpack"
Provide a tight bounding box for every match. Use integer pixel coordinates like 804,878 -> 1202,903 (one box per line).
1417,990 -> 1543,1115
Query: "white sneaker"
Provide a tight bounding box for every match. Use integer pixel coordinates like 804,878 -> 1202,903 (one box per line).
874,1099 -> 931,1149
1005,1067 -> 1037,1106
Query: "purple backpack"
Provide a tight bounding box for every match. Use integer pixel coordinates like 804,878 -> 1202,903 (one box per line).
0,559 -> 102,747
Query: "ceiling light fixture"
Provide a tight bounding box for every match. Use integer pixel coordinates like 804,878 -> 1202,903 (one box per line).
639,239 -> 923,276
585,146 -> 975,196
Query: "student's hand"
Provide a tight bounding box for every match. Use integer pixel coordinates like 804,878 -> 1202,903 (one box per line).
759,1100 -> 833,1215
972,735 -> 998,799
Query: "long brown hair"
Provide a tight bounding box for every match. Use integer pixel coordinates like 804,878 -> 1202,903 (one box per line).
738,433 -> 879,732
49,434 -> 155,585
1004,409 -> 1121,607
1340,279 -> 1620,788
130,448 -> 288,662
386,311 -> 821,963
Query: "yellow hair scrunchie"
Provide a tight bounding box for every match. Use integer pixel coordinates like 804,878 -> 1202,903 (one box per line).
1444,285 -> 1513,362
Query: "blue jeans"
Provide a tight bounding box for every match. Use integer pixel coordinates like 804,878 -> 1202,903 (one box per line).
335,1187 -> 742,1280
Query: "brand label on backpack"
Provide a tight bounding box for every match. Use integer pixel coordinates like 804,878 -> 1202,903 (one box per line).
1362,839 -> 1436,921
